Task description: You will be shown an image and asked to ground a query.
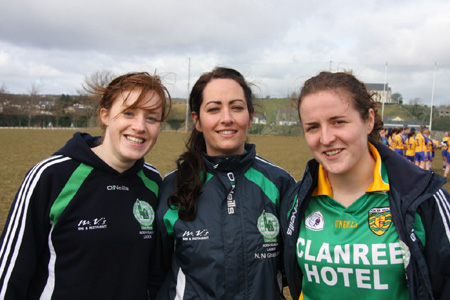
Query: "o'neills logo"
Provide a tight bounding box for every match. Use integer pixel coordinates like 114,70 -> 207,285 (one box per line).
107,185 -> 130,191
287,196 -> 299,236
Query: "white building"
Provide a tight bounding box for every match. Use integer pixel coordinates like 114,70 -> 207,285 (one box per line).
366,83 -> 392,103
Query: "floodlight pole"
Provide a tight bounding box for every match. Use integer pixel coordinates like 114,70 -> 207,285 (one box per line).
429,62 -> 437,131
185,57 -> 191,133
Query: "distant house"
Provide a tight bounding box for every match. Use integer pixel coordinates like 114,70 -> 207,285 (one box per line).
276,107 -> 298,126
439,108 -> 450,117
253,113 -> 267,125
366,83 -> 392,103
39,100 -> 55,108
73,103 -> 92,110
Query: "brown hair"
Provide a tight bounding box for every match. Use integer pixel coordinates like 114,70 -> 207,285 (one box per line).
87,72 -> 172,130
170,67 -> 254,221
298,71 -> 383,140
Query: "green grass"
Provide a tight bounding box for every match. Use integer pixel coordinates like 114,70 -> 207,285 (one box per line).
382,104 -> 415,121
1,128 -> 449,300
0,129 -> 312,232
254,98 -> 297,124
2,128 -> 449,229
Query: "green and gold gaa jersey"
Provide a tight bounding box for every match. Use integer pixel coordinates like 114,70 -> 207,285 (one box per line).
297,144 -> 425,300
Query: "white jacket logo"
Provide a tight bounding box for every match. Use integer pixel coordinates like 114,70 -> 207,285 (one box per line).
107,185 -> 129,191
182,229 -> 210,241
287,197 -> 299,236
227,172 -> 236,214
133,199 -> 154,230
257,210 -> 280,243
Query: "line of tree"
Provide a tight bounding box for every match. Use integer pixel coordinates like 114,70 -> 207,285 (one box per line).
1,71 -> 450,133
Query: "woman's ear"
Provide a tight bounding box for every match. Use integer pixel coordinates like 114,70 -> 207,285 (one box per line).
99,108 -> 109,127
248,112 -> 254,129
367,108 -> 375,134
191,111 -> 202,132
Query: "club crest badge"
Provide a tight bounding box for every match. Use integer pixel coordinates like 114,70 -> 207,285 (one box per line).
305,211 -> 324,231
368,207 -> 392,236
133,199 -> 155,230
257,210 -> 280,243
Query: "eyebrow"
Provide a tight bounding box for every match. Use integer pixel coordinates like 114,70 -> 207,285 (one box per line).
303,115 -> 346,126
204,99 -> 246,106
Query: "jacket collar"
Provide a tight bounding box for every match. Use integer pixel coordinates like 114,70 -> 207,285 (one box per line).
304,138 -> 443,205
54,132 -> 145,177
369,137 -> 440,203
312,142 -> 390,197
202,143 -> 256,173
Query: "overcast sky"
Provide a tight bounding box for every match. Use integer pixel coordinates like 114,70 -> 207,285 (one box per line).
0,0 -> 449,105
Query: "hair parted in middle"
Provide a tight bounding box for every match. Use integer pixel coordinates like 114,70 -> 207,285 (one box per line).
169,66 -> 254,221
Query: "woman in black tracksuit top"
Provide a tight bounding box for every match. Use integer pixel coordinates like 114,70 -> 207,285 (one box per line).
0,72 -> 172,299
156,67 -> 295,299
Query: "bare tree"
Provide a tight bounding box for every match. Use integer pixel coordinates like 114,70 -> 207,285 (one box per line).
27,82 -> 44,127
0,82 -> 7,94
408,97 -> 422,106
78,69 -> 115,95
0,83 -> 7,104
77,70 -> 116,127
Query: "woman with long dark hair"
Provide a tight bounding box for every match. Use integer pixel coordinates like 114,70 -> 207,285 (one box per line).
156,67 -> 294,299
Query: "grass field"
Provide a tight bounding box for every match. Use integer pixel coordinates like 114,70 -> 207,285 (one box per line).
1,128 -> 450,299
2,127 -> 450,229
0,128 -> 312,230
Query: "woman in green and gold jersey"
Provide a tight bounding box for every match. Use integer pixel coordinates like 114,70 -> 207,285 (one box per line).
281,71 -> 450,300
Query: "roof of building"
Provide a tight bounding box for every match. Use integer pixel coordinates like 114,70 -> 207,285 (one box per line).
366,83 -> 391,91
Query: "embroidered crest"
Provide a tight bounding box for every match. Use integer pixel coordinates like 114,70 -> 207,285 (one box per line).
368,207 -> 392,236
133,199 -> 155,230
305,211 -> 324,231
257,210 -> 280,243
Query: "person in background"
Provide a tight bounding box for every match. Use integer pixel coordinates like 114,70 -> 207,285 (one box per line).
405,128 -> 416,164
156,67 -> 295,299
414,125 -> 428,169
0,72 -> 172,299
386,128 -> 394,150
379,128 -> 389,146
432,137 -> 440,171
401,126 -> 409,157
281,71 -> 450,300
392,127 -> 405,157
441,131 -> 449,170
423,128 -> 433,171
444,145 -> 450,180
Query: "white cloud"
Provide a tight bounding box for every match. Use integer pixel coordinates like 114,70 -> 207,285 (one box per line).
0,0 -> 449,105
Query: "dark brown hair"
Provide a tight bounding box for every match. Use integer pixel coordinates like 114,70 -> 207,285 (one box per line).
170,67 -> 254,221
298,71 -> 383,140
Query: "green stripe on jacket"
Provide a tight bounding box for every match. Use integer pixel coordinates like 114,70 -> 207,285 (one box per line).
49,163 -> 94,225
